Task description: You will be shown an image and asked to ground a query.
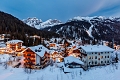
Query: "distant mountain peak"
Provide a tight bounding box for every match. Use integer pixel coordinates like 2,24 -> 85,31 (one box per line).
23,17 -> 62,29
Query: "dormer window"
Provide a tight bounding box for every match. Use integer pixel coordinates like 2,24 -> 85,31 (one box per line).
38,50 -> 41,52
35,49 -> 37,52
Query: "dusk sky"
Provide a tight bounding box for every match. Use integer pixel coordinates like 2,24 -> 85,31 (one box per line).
0,0 -> 120,22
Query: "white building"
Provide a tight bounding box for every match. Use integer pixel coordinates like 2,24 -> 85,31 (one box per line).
80,45 -> 114,67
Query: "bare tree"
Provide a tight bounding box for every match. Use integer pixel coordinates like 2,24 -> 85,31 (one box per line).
24,58 -> 33,74
3,61 -> 8,69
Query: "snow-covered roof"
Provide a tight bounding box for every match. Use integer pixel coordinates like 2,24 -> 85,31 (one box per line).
22,46 -> 26,48
80,45 -> 114,53
6,40 -> 23,44
64,56 -> 84,65
29,45 -> 49,57
0,42 -> 6,47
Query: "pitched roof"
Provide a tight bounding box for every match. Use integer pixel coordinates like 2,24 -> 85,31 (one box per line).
29,45 -> 49,57
64,56 -> 84,65
80,45 -> 114,53
6,40 -> 23,44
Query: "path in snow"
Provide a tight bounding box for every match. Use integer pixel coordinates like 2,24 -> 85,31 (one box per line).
87,25 -> 93,38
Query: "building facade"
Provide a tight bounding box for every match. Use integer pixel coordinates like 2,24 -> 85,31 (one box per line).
80,45 -> 114,67
6,40 -> 23,51
22,45 -> 49,69
23,48 -> 41,68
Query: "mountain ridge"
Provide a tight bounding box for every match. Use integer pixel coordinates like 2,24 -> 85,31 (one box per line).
23,16 -> 120,42
23,17 -> 62,29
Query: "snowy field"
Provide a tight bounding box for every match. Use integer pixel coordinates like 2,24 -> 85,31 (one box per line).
0,62 -> 120,80
0,50 -> 120,80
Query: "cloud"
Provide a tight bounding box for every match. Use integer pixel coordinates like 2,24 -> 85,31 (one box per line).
88,0 -> 120,17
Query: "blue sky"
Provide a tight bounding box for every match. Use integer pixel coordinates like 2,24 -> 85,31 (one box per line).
0,0 -> 120,22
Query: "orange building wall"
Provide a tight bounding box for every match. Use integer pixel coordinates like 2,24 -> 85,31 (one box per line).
23,48 -> 36,67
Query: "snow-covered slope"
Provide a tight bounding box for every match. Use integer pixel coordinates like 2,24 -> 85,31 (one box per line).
0,61 -> 120,80
0,50 -> 120,80
43,16 -> 120,41
23,17 -> 42,29
23,17 -> 62,29
23,16 -> 120,41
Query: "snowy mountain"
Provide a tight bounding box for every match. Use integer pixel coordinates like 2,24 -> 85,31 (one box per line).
43,16 -> 120,41
23,17 -> 62,29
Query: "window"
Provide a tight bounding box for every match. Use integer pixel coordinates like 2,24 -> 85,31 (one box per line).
101,52 -> 103,54
27,58 -> 31,60
92,61 -> 94,64
101,61 -> 103,63
95,56 -> 97,59
105,61 -> 106,63
98,58 -> 100,60
108,56 -> 109,58
27,54 -> 31,56
98,53 -> 100,55
92,56 -> 93,59
105,56 -> 106,58
95,61 -> 97,64
101,56 -> 103,59
89,56 -> 91,59
89,62 -> 91,65
107,61 -> 109,63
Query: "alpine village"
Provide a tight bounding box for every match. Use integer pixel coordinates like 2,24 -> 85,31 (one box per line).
0,11 -> 120,79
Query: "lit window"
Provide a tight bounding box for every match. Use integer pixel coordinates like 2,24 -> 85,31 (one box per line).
101,56 -> 103,59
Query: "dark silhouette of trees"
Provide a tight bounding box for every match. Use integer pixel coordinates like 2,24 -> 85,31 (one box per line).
0,11 -> 59,46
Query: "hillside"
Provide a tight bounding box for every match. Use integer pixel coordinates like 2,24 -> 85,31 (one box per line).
24,16 -> 120,42
42,16 -> 120,42
0,11 -> 59,46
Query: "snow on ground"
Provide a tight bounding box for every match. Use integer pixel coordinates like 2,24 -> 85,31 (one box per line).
0,61 -> 120,80
0,50 -> 120,80
0,54 -> 10,62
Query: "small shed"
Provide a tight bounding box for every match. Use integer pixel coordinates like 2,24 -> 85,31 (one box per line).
64,56 -> 84,68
